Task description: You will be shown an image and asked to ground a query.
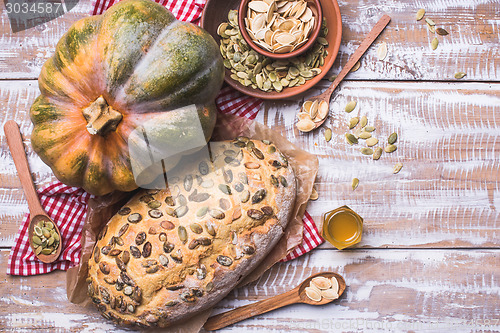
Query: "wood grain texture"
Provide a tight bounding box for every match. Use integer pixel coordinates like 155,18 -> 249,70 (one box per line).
0,0 -> 499,81
261,80 -> 500,248
1,80 -> 498,248
1,249 -> 498,332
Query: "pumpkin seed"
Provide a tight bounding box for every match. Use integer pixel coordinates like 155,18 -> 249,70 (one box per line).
416,8 -> 425,21
222,168 -> 233,184
32,235 -> 42,245
366,137 -> 378,147
239,190 -> 250,203
127,213 -> 142,223
209,209 -> 225,220
393,162 -> 403,174
142,242 -> 152,258
178,226 -> 188,244
427,22 -> 436,33
123,286 -> 133,296
170,249 -> 183,263
425,17 -> 435,26
309,186 -> 318,200
148,209 -> 163,219
364,126 -> 375,132
233,182 -> 245,192
384,144 -> 397,153
184,175 -> 193,191
165,196 -> 175,206
93,246 -> 100,263
174,206 -> 188,218
296,118 -> 315,132
161,220 -> 175,230
196,265 -> 207,280
270,174 -> 279,187
245,162 -> 260,169
305,287 -> 322,302
109,249 -> 121,256
352,178 -> 359,190
279,175 -> 288,187
360,116 -> 368,128
217,255 -> 233,266
360,148 -> 373,155
196,206 -> 208,218
436,28 -> 449,36
377,42 -> 388,60
252,189 -> 267,204
373,147 -> 383,160
431,37 -> 439,50
163,242 -> 175,253
454,72 -> 466,79
190,223 -> 203,234
324,128 -> 332,142
99,262 -> 110,275
351,61 -> 361,72
148,200 -> 161,209
349,117 -> 359,129
358,132 -> 372,140
140,194 -> 154,203
122,250 -> 130,264
345,101 -> 357,113
135,232 -> 146,246
205,221 -> 216,236
247,209 -> 265,220
130,246 -> 141,258
345,133 -> 358,145
118,207 -> 131,215
388,132 -> 398,144
268,145 -> 276,154
118,224 -> 129,237
101,246 -> 111,255
188,239 -> 199,250
252,147 -> 264,160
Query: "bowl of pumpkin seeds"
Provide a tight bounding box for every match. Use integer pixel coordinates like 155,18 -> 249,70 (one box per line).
238,0 -> 322,59
201,0 -> 342,99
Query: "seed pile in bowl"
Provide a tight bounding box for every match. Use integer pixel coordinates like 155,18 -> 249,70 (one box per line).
218,9 -> 329,92
305,275 -> 340,302
243,0 -> 316,53
32,219 -> 60,255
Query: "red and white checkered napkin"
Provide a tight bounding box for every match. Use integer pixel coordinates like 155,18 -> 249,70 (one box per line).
7,0 -> 323,276
7,183 -> 93,275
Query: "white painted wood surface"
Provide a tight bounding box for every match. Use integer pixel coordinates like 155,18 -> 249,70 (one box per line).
0,0 -> 499,331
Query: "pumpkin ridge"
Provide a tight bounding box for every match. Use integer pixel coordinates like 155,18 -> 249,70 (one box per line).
112,19 -> 183,103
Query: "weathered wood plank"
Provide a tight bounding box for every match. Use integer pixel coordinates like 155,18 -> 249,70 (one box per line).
257,80 -> 500,248
0,0 -> 499,81
1,80 -> 499,248
1,249 -> 499,332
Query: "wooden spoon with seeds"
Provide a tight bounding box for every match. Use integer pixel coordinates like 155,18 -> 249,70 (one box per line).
203,271 -> 346,331
4,120 -> 62,263
297,15 -> 391,132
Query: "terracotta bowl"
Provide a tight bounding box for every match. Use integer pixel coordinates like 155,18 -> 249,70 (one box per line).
201,0 -> 342,100
238,0 -> 323,59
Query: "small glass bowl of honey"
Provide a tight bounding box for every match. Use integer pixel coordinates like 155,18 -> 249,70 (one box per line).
322,206 -> 363,250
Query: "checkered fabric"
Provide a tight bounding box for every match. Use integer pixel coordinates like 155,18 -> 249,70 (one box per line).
7,0 -> 323,276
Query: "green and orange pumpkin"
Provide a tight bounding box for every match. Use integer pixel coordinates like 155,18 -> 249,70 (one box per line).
30,0 -> 224,195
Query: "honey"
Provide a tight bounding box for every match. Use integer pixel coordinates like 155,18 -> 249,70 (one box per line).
322,206 -> 363,250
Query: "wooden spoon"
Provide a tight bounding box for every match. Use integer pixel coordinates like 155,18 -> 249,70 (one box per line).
204,271 -> 346,331
4,120 -> 62,263
297,15 -> 391,132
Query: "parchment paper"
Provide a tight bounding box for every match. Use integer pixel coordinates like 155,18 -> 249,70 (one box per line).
66,113 -> 319,332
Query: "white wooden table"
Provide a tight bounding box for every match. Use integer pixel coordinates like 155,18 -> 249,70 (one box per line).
1,0 -> 499,331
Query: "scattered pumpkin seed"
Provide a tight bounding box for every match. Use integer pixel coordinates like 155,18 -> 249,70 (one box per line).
366,137 -> 379,147
360,147 -> 373,155
416,8 -> 425,21
364,126 -> 375,132
349,117 -> 359,129
352,178 -> 359,190
388,132 -> 398,144
345,101 -> 357,113
345,133 -> 358,145
359,116 -> 368,128
358,132 -> 372,140
351,61 -> 361,72
393,162 -> 403,174
425,17 -> 435,26
373,147 -> 383,160
436,28 -> 449,36
384,144 -> 397,153
310,186 -> 318,201
431,37 -> 439,50
427,22 -> 436,33
324,128 -> 332,142
454,72 -> 466,79
377,42 -> 388,61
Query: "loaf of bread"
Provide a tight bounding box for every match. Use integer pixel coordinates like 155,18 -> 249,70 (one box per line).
87,137 -> 296,327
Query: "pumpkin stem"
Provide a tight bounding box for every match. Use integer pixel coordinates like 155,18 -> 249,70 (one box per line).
82,96 -> 122,136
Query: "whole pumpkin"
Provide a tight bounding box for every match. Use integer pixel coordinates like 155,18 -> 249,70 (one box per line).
30,0 -> 224,195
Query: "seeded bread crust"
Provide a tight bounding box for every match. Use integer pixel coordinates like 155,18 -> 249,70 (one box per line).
87,138 -> 296,327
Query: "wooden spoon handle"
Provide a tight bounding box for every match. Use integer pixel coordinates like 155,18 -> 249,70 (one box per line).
204,288 -> 301,331
322,14 -> 391,99
4,120 -> 45,216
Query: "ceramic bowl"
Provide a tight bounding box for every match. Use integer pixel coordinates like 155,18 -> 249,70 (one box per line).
238,0 -> 323,59
201,0 -> 342,100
